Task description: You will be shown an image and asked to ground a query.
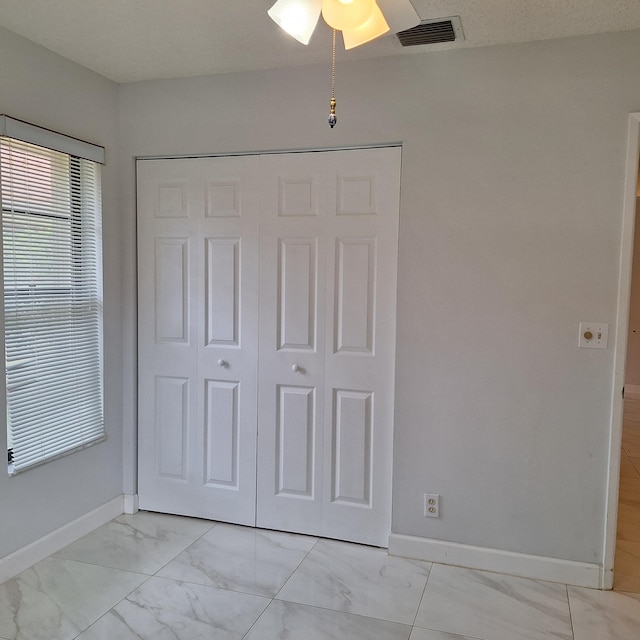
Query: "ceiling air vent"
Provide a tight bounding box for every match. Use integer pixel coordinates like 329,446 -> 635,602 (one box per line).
397,16 -> 464,47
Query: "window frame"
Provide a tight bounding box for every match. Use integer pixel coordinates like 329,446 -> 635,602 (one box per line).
0,116 -> 105,474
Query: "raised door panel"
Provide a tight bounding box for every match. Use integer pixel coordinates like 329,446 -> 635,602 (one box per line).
331,389 -> 373,506
278,175 -> 320,218
206,179 -> 241,218
136,370 -> 199,511
155,238 -> 190,345
204,379 -> 239,486
205,238 -> 239,346
276,385 -> 316,497
155,182 -> 189,218
334,237 -> 376,354
155,376 -> 190,480
278,238 -> 317,351
336,174 -> 377,216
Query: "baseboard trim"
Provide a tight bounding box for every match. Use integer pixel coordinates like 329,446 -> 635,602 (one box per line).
124,493 -> 139,514
0,495 -> 124,584
388,533 -> 602,589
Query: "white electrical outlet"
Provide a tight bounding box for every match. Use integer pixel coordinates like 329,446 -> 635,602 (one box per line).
578,322 -> 608,349
424,493 -> 440,518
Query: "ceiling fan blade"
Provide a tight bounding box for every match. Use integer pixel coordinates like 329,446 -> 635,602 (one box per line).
376,0 -> 420,34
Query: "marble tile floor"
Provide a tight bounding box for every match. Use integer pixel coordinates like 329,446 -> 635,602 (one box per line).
1,512 -> 640,640
615,397 -> 640,593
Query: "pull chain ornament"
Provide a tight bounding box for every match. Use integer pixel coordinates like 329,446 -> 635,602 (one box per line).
329,97 -> 336,128
328,29 -> 337,128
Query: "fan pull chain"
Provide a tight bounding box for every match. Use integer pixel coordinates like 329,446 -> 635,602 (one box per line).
328,29 -> 337,128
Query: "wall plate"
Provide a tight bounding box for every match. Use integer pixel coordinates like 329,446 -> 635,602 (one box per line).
578,323 -> 608,349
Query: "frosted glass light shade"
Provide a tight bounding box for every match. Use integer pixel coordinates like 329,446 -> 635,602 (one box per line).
321,0 -> 374,31
268,0 -> 322,45
342,1 -> 389,49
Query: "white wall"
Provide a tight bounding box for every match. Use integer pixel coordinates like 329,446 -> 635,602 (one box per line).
119,29 -> 640,567
0,16 -> 635,576
0,27 -> 123,559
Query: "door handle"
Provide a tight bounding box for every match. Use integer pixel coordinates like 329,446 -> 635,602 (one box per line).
217,359 -> 227,367
291,364 -> 301,373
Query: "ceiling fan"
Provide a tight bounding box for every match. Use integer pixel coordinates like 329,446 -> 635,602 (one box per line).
267,0 -> 421,49
267,0 -> 421,128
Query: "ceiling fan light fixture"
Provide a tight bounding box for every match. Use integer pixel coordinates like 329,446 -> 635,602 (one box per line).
321,0 -> 374,31
267,0 -> 322,45
267,0 -> 421,128
342,2 -> 389,49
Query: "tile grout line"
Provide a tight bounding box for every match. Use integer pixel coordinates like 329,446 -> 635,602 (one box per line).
64,512 -> 220,638
148,516 -> 219,579
409,560 -> 432,630
269,538 -> 428,629
68,562 -> 152,639
565,584 -> 576,640
270,534 -> 321,601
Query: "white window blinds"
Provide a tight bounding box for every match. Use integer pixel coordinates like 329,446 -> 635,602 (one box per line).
1,136 -> 104,474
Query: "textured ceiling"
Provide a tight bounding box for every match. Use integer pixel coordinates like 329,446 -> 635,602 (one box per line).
0,0 -> 639,83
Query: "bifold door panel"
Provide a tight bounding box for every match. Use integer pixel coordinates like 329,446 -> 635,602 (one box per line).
137,147 -> 400,546
138,156 -> 259,526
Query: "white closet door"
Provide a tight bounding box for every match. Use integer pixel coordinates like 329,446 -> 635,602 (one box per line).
137,156 -> 259,525
257,147 -> 401,546
256,153 -> 328,535
322,148 -> 400,545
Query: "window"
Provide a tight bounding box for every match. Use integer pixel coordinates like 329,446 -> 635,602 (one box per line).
0,118 -> 104,474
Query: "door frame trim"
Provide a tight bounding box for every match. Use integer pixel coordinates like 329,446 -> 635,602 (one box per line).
603,112 -> 640,589
135,142 -> 402,162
